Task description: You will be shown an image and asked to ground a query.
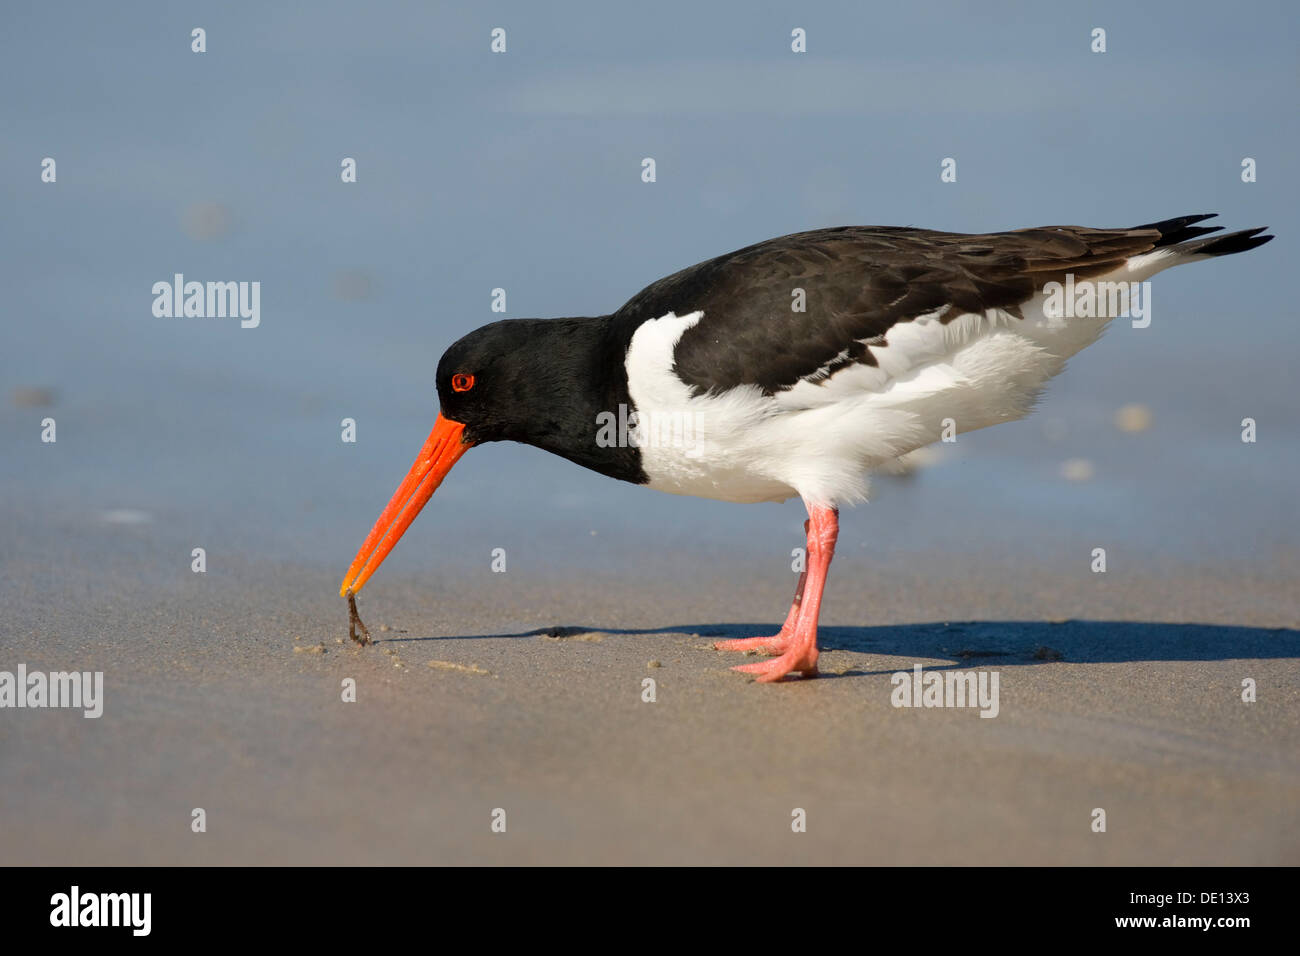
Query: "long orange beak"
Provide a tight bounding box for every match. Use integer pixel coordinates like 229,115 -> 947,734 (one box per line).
339,413 -> 472,597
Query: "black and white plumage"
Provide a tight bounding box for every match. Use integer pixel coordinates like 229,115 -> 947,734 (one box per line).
341,214 -> 1272,680
608,214 -> 1270,506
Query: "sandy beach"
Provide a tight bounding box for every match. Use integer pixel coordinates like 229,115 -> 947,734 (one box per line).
4,523 -> 1296,865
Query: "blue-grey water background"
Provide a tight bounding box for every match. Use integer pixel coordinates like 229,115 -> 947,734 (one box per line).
2,1 -> 1296,593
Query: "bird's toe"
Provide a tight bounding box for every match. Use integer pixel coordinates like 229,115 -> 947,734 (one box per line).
714,633 -> 791,654
731,644 -> 819,682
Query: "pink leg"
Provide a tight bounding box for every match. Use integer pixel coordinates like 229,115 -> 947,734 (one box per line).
712,570 -> 806,653
714,521 -> 810,654
732,504 -> 838,682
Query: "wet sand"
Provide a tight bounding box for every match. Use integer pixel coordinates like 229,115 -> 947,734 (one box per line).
3,540 -> 1297,866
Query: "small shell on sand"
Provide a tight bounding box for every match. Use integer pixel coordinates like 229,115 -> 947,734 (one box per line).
427,660 -> 491,675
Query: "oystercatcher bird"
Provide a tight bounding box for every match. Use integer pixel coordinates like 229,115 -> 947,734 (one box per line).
340,214 -> 1271,681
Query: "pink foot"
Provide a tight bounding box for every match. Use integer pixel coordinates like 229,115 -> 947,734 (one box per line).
731,640 -> 819,682
713,631 -> 793,654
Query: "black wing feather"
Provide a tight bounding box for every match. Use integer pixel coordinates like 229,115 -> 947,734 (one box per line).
612,220 -> 1211,396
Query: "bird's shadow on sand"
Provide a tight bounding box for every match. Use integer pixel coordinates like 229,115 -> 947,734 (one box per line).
383,619 -> 1300,676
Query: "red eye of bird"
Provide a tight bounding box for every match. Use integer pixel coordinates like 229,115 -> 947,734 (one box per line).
451,373 -> 475,392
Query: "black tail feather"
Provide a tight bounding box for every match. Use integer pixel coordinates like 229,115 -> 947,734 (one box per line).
1129,214 -> 1274,257
1177,226 -> 1273,258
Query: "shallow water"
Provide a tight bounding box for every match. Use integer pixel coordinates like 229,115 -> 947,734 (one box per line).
2,0 -> 1295,583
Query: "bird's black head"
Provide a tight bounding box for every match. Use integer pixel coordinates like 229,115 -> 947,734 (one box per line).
434,317 -> 641,481
434,318 -> 571,446
340,314 -> 643,598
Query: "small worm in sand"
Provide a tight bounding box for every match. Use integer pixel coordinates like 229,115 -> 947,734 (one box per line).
347,591 -> 372,646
